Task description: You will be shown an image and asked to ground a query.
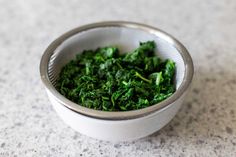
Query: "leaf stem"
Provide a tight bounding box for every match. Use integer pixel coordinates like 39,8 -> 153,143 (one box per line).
135,72 -> 152,84
116,62 -> 123,69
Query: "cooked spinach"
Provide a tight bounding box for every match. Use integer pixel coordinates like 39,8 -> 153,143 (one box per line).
56,41 -> 176,111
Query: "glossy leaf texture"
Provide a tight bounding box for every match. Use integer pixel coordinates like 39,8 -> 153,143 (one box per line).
56,41 -> 176,111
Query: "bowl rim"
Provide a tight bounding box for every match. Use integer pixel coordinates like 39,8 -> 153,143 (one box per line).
40,21 -> 194,120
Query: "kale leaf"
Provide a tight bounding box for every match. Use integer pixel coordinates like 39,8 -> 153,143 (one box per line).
56,41 -> 176,111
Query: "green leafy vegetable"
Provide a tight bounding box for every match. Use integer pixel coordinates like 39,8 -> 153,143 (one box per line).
56,41 -> 176,111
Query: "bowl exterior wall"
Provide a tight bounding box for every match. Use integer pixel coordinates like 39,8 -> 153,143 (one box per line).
46,89 -> 187,141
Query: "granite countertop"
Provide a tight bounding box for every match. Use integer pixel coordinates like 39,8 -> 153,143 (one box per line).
0,0 -> 236,156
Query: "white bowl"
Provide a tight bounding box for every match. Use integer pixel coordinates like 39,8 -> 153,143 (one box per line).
40,21 -> 193,141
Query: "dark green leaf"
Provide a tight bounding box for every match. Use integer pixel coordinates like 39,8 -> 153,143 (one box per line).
56,41 -> 176,111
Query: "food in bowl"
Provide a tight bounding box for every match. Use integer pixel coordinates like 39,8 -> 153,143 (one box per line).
56,41 -> 176,111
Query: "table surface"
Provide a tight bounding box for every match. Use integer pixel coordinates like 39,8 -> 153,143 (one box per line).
0,0 -> 236,156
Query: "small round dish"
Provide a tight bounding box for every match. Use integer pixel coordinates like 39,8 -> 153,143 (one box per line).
40,21 -> 193,141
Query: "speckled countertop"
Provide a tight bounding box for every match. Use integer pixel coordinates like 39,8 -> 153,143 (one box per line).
0,0 -> 236,156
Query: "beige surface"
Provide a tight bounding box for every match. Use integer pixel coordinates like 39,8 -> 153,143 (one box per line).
0,0 -> 236,156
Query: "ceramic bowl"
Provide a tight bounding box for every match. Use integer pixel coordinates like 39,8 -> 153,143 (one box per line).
40,21 -> 193,141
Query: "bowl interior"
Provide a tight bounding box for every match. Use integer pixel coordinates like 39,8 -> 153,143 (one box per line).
48,27 -> 185,90
41,23 -> 193,120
